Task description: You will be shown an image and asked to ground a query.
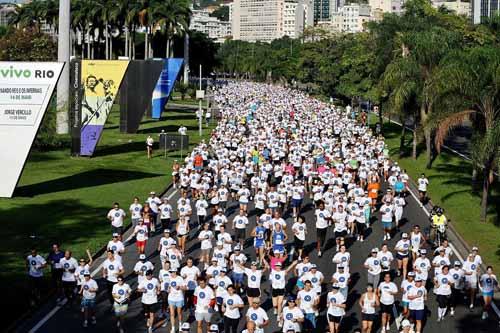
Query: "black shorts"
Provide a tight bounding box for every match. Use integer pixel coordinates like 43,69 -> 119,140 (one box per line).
436,294 -> 450,308
396,253 -> 409,260
142,302 -> 158,314
335,230 -> 347,239
294,236 -> 304,249
328,314 -> 343,323
29,276 -> 43,289
247,288 -> 261,298
316,227 -> 327,240
235,228 -> 245,241
51,268 -> 63,282
112,226 -> 123,235
255,208 -> 265,216
272,288 -> 285,297
380,303 -> 393,314
362,313 -> 376,322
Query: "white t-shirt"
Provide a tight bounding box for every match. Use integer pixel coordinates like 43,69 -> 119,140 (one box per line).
414,257 -> 431,281
134,261 -> 154,284
112,283 -> 131,303
159,203 -> 173,219
378,281 -> 398,305
246,307 -> 269,327
194,286 -> 215,313
107,208 -> 126,227
223,293 -> 243,319
230,253 -> 247,274
245,268 -> 263,289
139,277 -> 159,304
380,205 -> 393,222
408,286 -> 426,310
432,255 -> 450,276
81,278 -> 98,300
60,257 -> 78,282
233,215 -> 249,229
27,255 -> 46,277
282,306 -> 304,332
103,258 -> 123,282
134,225 -> 148,242
129,203 -> 143,219
315,209 -> 331,229
199,230 -> 214,250
292,222 -> 306,241
332,272 -> 350,289
297,289 -> 317,313
168,275 -> 186,301
418,177 -> 429,191
327,291 -> 346,317
365,256 -> 382,275
180,265 -> 201,290
270,269 -> 287,289
107,240 -> 125,257
480,274 -> 498,293
434,273 -> 452,295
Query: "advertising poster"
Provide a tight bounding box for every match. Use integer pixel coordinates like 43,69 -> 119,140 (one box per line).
0,62 -> 64,197
80,60 -> 129,156
151,58 -> 184,119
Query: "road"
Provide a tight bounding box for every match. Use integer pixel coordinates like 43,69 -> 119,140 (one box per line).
17,176 -> 500,333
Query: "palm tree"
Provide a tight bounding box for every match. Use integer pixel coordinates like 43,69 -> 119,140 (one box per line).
9,0 -> 46,32
152,0 -> 191,58
432,46 -> 500,221
137,0 -> 153,59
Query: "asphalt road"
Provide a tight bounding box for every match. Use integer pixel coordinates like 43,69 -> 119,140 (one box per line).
19,180 -> 500,333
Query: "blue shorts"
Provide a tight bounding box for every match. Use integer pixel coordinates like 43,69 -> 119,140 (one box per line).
304,312 -> 316,328
168,299 -> 185,308
291,199 -> 302,208
402,301 -> 409,308
483,291 -> 494,297
81,298 -> 96,309
382,221 -> 392,229
254,241 -> 265,248
410,309 -> 425,321
232,272 -> 244,284
273,246 -> 285,254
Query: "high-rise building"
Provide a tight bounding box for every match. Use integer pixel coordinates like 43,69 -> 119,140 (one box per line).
331,3 -> 372,33
432,0 -> 471,16
314,0 -> 336,22
0,3 -> 16,27
232,0 -> 312,41
190,8 -> 232,43
472,0 -> 499,23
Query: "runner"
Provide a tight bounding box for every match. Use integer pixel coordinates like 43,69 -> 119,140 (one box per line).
193,277 -> 215,333
479,266 -> 499,320
137,270 -> 160,333
79,271 -> 98,328
359,283 -> 379,333
27,248 -> 46,306
112,275 -> 131,333
222,284 -> 244,333
378,272 -> 398,333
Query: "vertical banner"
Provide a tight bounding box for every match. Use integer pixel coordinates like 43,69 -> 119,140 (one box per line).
70,59 -> 82,155
119,60 -> 164,133
0,62 -> 64,198
151,58 -> 184,119
80,60 -> 129,156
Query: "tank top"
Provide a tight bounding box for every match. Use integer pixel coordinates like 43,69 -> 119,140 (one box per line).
273,231 -> 285,248
255,226 -> 266,245
178,221 -> 188,235
362,293 -> 376,314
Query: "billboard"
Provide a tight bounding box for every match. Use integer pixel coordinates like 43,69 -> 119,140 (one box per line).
151,58 -> 184,119
79,60 -> 129,156
0,62 -> 64,198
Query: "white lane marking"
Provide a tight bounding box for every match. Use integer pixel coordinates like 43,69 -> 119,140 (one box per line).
28,299 -> 67,333
407,182 -> 500,319
29,188 -> 179,332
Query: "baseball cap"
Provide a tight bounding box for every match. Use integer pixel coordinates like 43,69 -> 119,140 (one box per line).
402,232 -> 408,238
234,245 -> 241,251
408,271 -> 415,277
145,270 -> 153,276
83,270 -> 90,276
209,324 -> 219,332
164,229 -> 170,233
419,249 -> 427,254
251,261 -> 258,266
371,248 -> 378,253
332,283 -> 340,289
220,268 -> 227,273
454,261 -> 462,266
211,258 -> 218,262
181,322 -> 191,331
216,241 -> 223,246
169,268 -> 177,273
287,295 -> 296,302
112,233 -> 119,237
275,262 -> 282,267
472,246 -> 479,251
415,278 -> 423,282
139,254 -> 146,260
402,319 -> 411,327
150,191 -> 156,195
310,264 -> 317,269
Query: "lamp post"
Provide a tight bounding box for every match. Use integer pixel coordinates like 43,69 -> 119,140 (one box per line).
56,0 -> 71,134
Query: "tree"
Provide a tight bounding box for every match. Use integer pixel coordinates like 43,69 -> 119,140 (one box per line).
432,46 -> 500,221
210,6 -> 229,21
0,28 -> 57,61
152,0 -> 191,58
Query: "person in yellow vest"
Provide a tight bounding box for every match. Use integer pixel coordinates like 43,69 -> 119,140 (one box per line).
430,207 -> 447,246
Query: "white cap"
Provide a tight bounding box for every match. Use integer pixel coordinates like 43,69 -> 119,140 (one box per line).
181,322 -> 191,331
139,254 -> 146,260
209,324 -> 219,332
401,319 -> 411,327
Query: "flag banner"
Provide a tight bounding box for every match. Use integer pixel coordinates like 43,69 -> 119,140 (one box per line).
119,60 -> 164,133
80,60 -> 129,156
0,62 -> 64,197
151,58 -> 184,119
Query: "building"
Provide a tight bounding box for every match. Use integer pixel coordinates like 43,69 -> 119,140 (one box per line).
232,0 -> 312,42
368,0 -> 405,15
0,3 -> 15,27
190,8 -> 232,43
314,0 -> 334,22
472,0 -> 499,23
432,0 -> 471,16
331,3 -> 371,33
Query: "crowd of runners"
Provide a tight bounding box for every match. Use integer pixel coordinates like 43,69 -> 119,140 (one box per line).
27,82 -> 499,333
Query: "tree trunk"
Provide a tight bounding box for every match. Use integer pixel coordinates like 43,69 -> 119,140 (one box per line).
425,128 -> 432,169
144,28 -> 148,59
399,120 -> 406,157
125,26 -> 129,58
412,123 -> 417,159
105,22 -> 109,60
472,167 -> 478,189
166,38 -> 170,58
183,33 -> 190,85
110,35 -> 113,60
480,163 -> 492,222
